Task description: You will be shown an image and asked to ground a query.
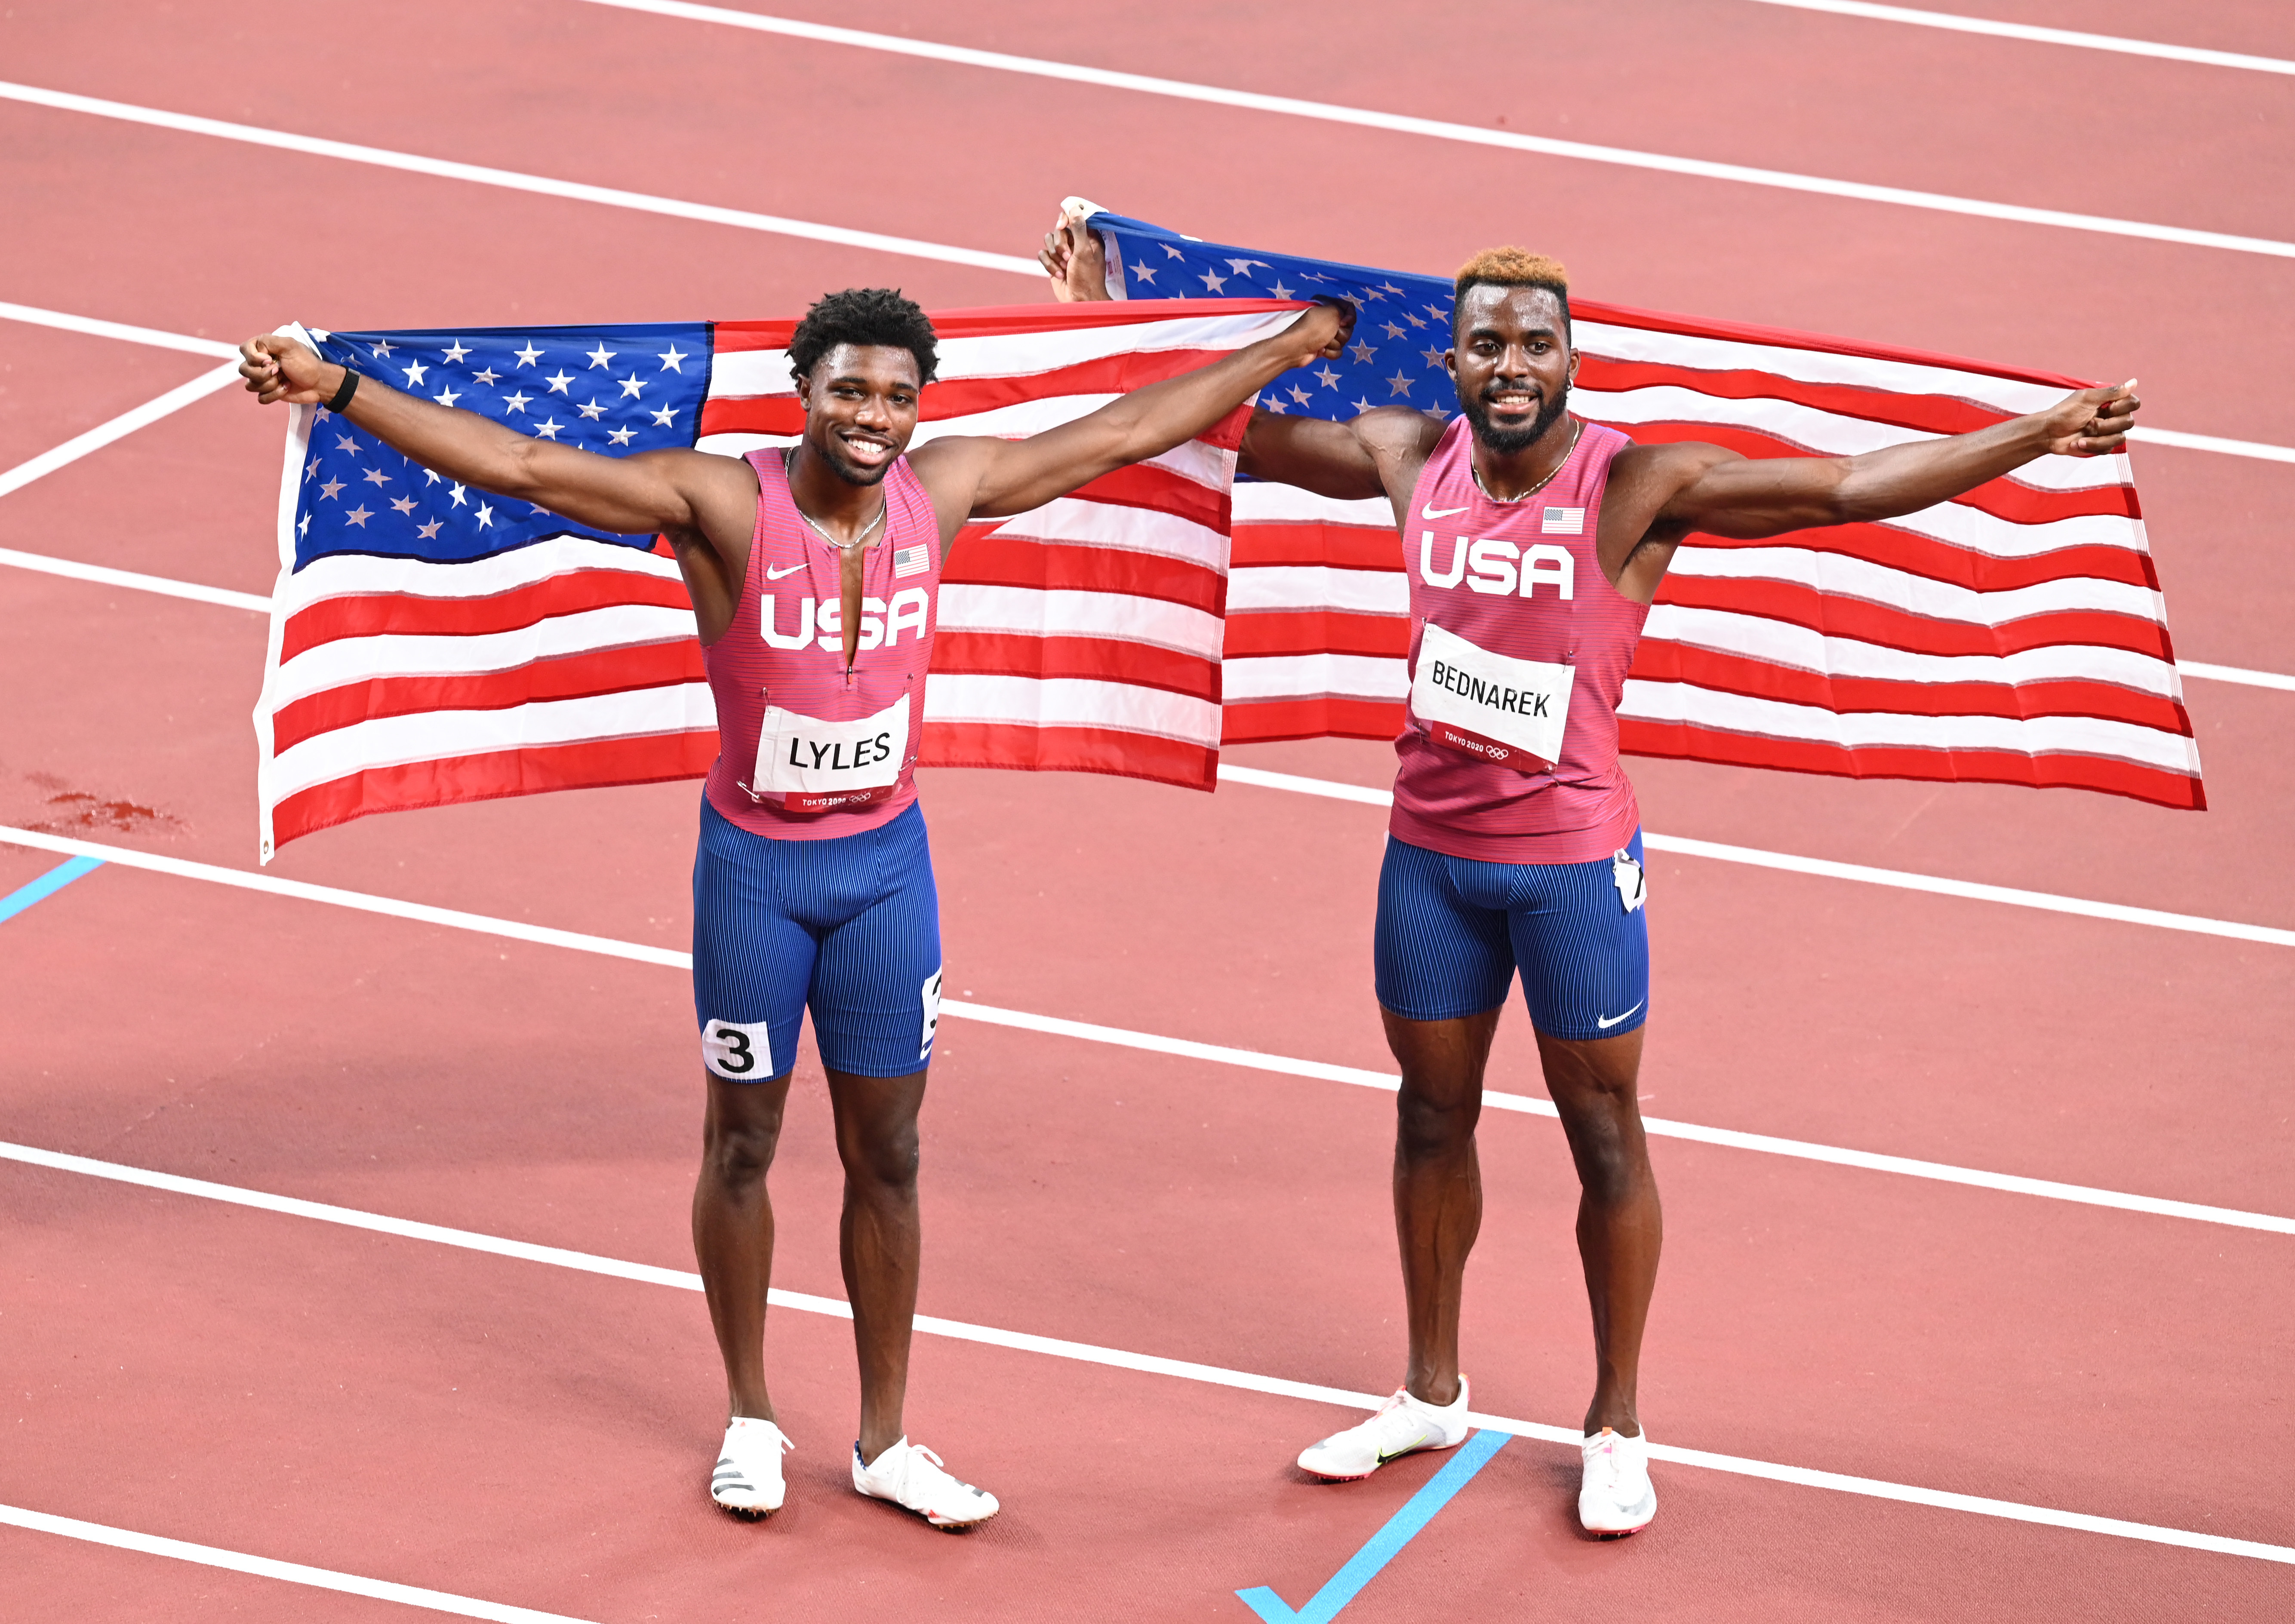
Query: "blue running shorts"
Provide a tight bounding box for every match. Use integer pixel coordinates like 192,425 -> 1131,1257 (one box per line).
691,796 -> 943,1081
1374,830 -> 1649,1041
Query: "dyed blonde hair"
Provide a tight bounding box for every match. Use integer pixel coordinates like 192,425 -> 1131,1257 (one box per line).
1452,248 -> 1570,338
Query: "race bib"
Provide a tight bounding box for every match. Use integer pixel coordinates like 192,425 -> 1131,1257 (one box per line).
752,691 -> 909,812
1411,621 -> 1573,773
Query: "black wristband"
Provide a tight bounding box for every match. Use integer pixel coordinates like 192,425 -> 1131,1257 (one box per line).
325,368 -> 360,414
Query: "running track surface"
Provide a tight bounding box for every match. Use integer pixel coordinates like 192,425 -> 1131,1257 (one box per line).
2,3 -> 2290,1619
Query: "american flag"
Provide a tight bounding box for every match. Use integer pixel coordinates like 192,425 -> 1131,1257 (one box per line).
252,301 -> 1301,860
1081,206 -> 2205,811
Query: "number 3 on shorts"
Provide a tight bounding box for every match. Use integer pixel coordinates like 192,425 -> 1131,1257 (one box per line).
702,1017 -> 773,1081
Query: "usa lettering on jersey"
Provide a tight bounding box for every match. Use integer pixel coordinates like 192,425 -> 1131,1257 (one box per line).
760,587 -> 932,652
1418,533 -> 1574,599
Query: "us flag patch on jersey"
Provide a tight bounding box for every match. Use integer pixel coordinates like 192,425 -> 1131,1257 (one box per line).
1541,507 -> 1584,535
893,543 -> 930,577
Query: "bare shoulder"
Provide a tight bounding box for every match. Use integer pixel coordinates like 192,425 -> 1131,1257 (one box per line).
1353,405 -> 1447,459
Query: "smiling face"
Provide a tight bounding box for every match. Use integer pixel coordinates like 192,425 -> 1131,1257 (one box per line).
1447,284 -> 1578,456
796,343 -> 924,485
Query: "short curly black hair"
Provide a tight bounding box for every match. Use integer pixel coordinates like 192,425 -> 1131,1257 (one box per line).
788,287 -> 939,385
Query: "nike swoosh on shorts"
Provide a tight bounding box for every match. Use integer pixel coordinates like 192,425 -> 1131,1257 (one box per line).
1596,1001 -> 1645,1030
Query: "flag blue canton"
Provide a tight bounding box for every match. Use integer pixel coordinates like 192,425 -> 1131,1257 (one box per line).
1089,214 -> 1458,425
295,322 -> 713,571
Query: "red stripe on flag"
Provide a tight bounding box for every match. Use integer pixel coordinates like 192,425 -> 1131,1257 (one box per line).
1678,523 -> 2159,593
713,298 -> 1307,351
1626,641 -> 2192,732
930,632 -> 1219,701
1578,358 -> 2022,438
918,720 -> 1217,790
1230,523 -> 1406,571
270,644 -> 707,753
270,731 -> 721,848
703,348 -> 1243,435
1222,610 -> 1410,660
944,531 -> 1226,614
281,571 -> 692,660
1221,696 -> 1403,745
1652,575 -> 2176,661
1614,717 -> 2204,810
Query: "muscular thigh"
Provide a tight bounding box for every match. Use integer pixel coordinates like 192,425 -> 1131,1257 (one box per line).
1506,830 -> 1649,1042
808,803 -> 943,1080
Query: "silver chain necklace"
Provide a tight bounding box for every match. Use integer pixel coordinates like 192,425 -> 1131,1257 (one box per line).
783,447 -> 886,550
1467,418 -> 1581,505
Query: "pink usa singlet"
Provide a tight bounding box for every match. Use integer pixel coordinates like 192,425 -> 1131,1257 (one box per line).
701,449 -> 942,840
1389,416 -> 1649,865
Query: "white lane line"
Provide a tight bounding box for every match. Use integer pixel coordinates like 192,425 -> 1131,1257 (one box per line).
1214,765 -> 2295,950
0,361 -> 242,503
566,0 -> 2295,261
0,1502 -> 599,1623
11,297 -> 2295,470
2179,660 -> 2295,694
0,823 -> 2288,1234
4,1139 -> 2287,1566
0,299 -> 240,357
0,81 -> 1038,279
0,545 -> 271,613
2131,425 -> 2295,466
1738,0 -> 2295,76
9,542 -> 2295,697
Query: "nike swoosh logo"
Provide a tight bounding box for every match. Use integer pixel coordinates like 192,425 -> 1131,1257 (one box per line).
763,562 -> 806,580
1596,1001 -> 1645,1030
1376,1429 -> 1432,1463
1421,503 -> 1470,519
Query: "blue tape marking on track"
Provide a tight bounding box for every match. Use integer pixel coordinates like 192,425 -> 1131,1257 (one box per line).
1236,1427 -> 1512,1623
0,855 -> 103,924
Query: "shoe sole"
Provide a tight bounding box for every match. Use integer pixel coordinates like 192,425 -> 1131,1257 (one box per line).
855,1488 -> 998,1531
712,1497 -> 781,1520
1301,1436 -> 1465,1483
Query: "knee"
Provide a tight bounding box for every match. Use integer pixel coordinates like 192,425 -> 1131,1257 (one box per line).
1394,1087 -> 1477,1164
703,1109 -> 782,1191
840,1120 -> 920,1194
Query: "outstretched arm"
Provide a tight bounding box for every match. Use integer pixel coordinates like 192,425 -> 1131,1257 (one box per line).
908,301 -> 1356,531
1606,381 -> 2142,599
238,335 -> 753,543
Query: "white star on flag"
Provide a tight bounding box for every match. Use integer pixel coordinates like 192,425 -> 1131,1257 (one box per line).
586,343 -> 616,368
401,361 -> 428,386
514,342 -> 543,366
442,340 -> 471,362
657,345 -> 687,372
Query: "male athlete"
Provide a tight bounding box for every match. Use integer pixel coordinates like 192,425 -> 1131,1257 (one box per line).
1045,224 -> 2138,1534
240,288 -> 1351,1528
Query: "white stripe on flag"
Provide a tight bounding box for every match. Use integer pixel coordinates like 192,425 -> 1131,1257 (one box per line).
273,534 -> 682,614
1575,320 -> 2073,415
1646,605 -> 2186,694
1223,653 -> 1411,703
1619,680 -> 2206,773
266,684 -> 719,801
938,585 -> 1225,660
271,605 -> 700,704
1228,565 -> 1409,616
1665,547 -> 2165,627
923,674 -> 1220,742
